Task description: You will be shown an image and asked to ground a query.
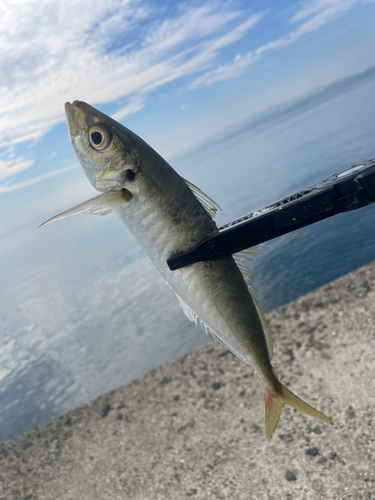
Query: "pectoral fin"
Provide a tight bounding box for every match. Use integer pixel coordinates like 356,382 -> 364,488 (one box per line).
38,188 -> 131,228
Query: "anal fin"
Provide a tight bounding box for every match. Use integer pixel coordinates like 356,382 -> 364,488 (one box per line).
174,292 -> 249,364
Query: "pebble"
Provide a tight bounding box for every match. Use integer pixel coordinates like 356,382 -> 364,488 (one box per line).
101,405 -> 111,418
311,425 -> 322,434
305,447 -> 319,456
346,406 -> 356,420
285,470 -> 297,481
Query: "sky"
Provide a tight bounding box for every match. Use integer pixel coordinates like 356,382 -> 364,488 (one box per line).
0,0 -> 375,255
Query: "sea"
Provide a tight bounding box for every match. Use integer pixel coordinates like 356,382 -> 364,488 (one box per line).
0,73 -> 375,443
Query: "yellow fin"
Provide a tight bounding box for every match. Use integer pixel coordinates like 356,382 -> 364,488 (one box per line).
183,178 -> 221,218
264,383 -> 333,441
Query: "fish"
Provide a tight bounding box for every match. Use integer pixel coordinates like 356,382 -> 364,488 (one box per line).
40,101 -> 333,440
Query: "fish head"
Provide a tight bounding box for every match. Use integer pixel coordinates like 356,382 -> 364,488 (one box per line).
65,100 -> 155,193
40,101 -> 214,231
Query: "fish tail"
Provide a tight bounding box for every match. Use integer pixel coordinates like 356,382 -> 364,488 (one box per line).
264,383 -> 333,441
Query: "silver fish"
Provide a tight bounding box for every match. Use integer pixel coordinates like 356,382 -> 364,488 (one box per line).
41,101 -> 333,440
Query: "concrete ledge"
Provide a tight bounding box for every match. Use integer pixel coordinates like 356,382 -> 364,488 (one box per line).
1,262 -> 375,500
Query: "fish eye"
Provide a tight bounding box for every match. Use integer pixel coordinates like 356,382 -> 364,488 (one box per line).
88,125 -> 112,151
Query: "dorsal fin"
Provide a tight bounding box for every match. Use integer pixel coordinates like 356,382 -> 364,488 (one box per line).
234,246 -> 260,288
233,253 -> 257,291
233,256 -> 254,281
235,245 -> 260,259
183,178 -> 221,218
252,296 -> 273,360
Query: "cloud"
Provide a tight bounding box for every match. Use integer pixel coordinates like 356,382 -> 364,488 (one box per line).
111,95 -> 146,121
0,158 -> 34,182
143,13 -> 264,93
0,164 -> 78,194
188,0 -> 371,90
187,52 -> 260,90
0,0 -> 259,150
290,0 -> 358,23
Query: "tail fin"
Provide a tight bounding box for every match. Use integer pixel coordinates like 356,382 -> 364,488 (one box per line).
264,383 -> 333,441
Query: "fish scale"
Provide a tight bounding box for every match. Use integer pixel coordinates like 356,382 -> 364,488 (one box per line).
40,100 -> 333,440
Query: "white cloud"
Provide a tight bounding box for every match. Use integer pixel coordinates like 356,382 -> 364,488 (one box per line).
187,51 -> 260,90
141,4 -> 240,54
111,95 -> 146,121
143,13 -> 264,93
290,0 -> 357,23
188,0 -> 372,90
0,0 -> 258,150
0,164 -> 78,193
0,158 -> 34,182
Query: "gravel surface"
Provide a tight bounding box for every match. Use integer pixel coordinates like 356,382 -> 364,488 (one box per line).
1,261 -> 375,500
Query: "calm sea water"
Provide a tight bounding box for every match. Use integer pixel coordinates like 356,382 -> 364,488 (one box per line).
0,77 -> 375,443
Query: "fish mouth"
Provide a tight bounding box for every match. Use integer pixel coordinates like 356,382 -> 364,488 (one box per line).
65,100 -> 108,138
64,101 -> 91,139
64,101 -> 72,126
64,100 -> 122,191
64,101 -> 80,138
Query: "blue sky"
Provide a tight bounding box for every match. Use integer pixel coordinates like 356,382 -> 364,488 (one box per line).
0,0 -> 375,254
